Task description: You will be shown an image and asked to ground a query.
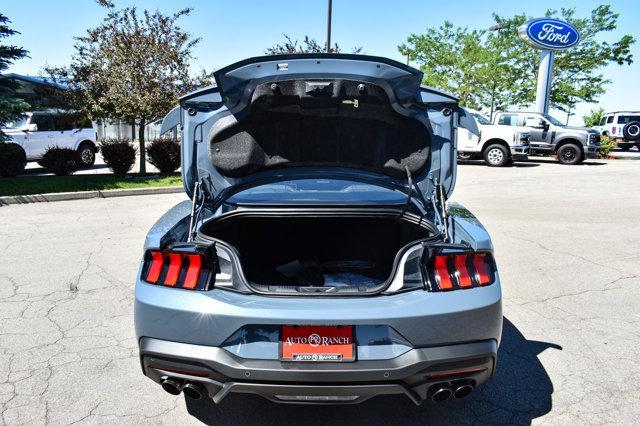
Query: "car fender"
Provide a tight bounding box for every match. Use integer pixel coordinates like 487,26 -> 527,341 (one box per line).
72,131 -> 97,150
447,202 -> 493,252
553,133 -> 586,149
144,200 -> 192,249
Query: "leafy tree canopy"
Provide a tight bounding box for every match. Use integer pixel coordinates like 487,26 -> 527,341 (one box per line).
399,5 -> 635,119
47,1 -> 212,173
266,34 -> 362,55
0,13 -> 30,141
583,107 -> 605,127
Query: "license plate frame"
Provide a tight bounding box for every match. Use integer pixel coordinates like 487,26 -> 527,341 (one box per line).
280,325 -> 356,362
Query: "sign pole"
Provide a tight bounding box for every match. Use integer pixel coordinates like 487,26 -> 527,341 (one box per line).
535,49 -> 554,114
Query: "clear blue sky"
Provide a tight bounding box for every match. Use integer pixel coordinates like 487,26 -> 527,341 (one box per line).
3,0 -> 639,124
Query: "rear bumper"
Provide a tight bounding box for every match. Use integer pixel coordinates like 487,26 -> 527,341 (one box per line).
140,337 -> 497,404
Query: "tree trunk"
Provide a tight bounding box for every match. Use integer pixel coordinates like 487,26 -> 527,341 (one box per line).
138,122 -> 146,175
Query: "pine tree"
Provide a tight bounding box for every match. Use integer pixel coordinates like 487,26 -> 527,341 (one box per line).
0,13 -> 30,141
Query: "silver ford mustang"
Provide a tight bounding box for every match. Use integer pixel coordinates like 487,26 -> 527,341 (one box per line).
134,54 -> 502,405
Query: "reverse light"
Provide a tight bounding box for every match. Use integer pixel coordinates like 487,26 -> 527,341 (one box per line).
426,251 -> 496,291
142,247 -> 214,291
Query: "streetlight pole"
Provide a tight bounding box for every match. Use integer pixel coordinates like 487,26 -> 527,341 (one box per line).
326,0 -> 332,53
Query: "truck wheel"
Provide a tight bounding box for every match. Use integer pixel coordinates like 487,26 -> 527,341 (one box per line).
483,144 -> 509,167
622,122 -> 640,141
76,142 -> 96,168
557,143 -> 582,165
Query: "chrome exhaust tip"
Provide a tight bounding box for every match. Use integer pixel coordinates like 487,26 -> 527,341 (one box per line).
183,382 -> 206,400
161,378 -> 184,396
430,385 -> 453,403
453,381 -> 475,399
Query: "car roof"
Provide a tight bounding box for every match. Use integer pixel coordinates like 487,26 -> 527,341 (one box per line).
603,111 -> 640,115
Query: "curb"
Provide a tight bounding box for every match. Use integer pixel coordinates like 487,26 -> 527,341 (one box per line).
0,186 -> 184,206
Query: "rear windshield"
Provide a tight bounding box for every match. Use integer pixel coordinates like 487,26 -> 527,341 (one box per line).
225,179 -> 408,205
617,115 -> 640,124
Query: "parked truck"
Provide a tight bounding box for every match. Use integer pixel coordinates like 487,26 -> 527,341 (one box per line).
492,111 -> 600,165
458,112 -> 530,167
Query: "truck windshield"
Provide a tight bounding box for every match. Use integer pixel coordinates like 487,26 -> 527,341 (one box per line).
541,114 -> 564,126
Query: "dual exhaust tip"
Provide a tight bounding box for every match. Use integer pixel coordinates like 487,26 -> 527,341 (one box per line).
161,378 -> 206,400
430,380 -> 475,403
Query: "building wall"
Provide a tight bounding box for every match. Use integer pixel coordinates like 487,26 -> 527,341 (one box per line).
95,120 -> 163,142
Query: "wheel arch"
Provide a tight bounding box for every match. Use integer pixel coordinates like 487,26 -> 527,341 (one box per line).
74,139 -> 96,151
481,139 -> 510,156
553,138 -> 583,154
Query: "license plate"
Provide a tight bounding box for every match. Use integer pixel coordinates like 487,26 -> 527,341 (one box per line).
280,325 -> 355,362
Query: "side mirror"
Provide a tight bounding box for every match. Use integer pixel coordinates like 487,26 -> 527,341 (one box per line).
22,123 -> 37,132
541,120 -> 550,130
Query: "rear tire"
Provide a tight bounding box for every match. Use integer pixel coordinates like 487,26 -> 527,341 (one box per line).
483,144 -> 509,167
557,143 -> 582,165
622,122 -> 640,141
76,142 -> 96,168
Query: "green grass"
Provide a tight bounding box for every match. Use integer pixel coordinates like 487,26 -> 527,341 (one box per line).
0,173 -> 183,197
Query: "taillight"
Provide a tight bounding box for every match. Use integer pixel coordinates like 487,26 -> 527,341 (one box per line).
426,251 -> 496,291
142,248 -> 213,290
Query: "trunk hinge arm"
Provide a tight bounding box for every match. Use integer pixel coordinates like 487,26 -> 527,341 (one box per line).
187,177 -> 214,242
430,177 -> 449,242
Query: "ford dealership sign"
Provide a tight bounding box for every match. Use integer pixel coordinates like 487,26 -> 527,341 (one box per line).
518,18 -> 580,50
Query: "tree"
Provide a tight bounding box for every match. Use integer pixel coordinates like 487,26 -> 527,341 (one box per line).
399,5 -> 635,119
583,107 -> 604,127
266,34 -> 362,55
489,5 -> 634,118
399,22 -> 507,114
0,13 -> 30,141
49,1 -> 211,173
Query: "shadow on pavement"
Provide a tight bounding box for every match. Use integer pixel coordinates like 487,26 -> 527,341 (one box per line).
185,318 -> 561,425
458,161 -> 540,168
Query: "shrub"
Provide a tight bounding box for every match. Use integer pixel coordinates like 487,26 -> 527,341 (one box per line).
40,147 -> 78,176
146,138 -> 181,174
99,138 -> 137,175
599,135 -> 616,158
0,143 -> 26,177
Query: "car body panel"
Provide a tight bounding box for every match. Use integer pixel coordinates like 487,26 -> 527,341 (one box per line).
141,56 -> 503,405
162,55 -> 479,203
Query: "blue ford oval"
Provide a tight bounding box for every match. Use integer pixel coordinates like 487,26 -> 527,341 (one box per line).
520,18 -> 580,50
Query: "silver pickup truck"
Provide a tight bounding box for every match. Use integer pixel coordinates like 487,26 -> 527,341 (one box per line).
493,111 -> 600,165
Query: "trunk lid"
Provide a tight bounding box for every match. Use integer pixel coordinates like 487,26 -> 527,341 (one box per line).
162,54 -> 477,208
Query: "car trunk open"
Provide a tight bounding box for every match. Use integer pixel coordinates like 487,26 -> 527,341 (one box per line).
198,213 -> 432,293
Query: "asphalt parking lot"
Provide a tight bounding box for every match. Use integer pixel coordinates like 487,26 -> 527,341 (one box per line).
1,158 -> 639,425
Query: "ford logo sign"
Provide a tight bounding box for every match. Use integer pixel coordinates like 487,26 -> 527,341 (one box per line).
518,18 -> 580,50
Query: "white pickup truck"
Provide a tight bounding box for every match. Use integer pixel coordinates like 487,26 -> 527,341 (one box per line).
458,112 -> 530,166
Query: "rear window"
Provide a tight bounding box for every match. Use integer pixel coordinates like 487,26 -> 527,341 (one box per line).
497,114 -> 519,126
616,115 -> 640,124
225,179 -> 408,205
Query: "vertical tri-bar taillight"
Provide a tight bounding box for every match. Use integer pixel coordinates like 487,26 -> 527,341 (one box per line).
427,251 -> 496,291
142,246 -> 214,291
